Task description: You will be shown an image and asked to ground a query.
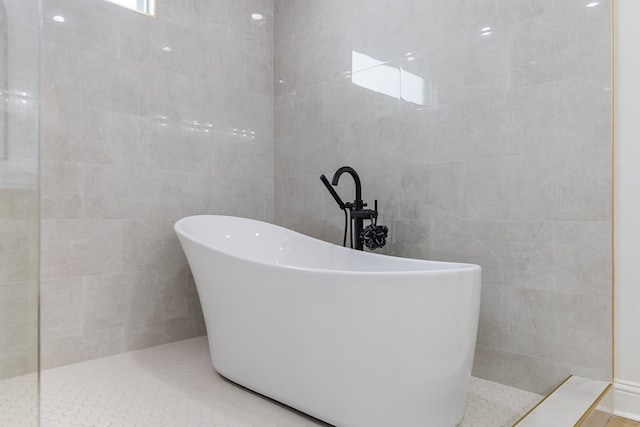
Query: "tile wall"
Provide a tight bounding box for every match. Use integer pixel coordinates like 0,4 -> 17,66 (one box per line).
0,0 -> 39,379
273,0 -> 612,394
40,0 -> 274,368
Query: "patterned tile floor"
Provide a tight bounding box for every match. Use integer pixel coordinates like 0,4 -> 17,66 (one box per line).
0,373 -> 37,426
0,337 -> 542,427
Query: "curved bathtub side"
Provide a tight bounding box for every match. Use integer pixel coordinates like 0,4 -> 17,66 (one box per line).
177,228 -> 482,427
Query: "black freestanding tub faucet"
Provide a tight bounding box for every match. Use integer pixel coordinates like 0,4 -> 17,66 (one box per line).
320,166 -> 387,251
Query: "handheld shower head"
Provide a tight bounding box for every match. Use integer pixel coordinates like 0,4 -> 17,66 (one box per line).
320,174 -> 346,210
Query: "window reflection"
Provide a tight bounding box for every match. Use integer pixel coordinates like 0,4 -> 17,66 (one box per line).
350,50 -> 433,106
352,59 -> 401,100
104,0 -> 155,15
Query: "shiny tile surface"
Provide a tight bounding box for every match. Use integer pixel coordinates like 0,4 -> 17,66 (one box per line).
0,337 -> 542,427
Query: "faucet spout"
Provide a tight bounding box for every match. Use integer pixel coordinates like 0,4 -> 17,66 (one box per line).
331,166 -> 362,204
330,166 -> 365,250
321,166 -> 387,251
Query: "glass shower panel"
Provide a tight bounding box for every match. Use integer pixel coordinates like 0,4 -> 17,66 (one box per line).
0,0 -> 40,426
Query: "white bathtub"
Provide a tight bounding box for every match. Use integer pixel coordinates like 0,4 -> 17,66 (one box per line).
175,215 -> 482,427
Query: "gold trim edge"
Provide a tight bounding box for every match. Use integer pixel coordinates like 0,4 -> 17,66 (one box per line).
574,383 -> 614,427
610,0 -> 616,384
511,375 -> 574,427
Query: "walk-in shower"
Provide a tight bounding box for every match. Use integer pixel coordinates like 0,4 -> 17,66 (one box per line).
0,0 -> 616,425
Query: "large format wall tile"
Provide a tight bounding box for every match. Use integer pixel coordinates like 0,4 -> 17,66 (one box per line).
0,281 -> 38,378
0,220 -> 38,284
510,2 -> 611,88
40,278 -> 84,341
40,0 -> 274,368
273,0 -> 612,394
0,1 -> 40,380
41,220 -> 122,280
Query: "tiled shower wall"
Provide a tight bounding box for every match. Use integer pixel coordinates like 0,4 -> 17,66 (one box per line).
273,0 -> 612,394
40,0 -> 274,368
0,0 -> 39,379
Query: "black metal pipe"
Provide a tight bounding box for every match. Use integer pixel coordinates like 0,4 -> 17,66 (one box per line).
331,166 -> 362,203
331,166 -> 364,251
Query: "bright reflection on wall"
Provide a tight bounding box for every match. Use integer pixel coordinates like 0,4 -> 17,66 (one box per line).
104,0 -> 155,15
400,69 -> 425,105
352,61 -> 401,100
351,50 -> 427,106
352,50 -> 390,73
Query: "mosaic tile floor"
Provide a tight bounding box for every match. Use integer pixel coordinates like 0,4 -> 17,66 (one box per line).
0,337 -> 542,427
0,373 -> 37,426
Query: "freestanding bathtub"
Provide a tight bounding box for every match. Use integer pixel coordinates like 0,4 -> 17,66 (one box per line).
175,215 -> 482,427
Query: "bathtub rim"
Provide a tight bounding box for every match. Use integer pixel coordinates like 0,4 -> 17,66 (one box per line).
175,215 -> 481,277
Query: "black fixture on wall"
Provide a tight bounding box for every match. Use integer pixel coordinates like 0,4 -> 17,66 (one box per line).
320,166 -> 388,251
